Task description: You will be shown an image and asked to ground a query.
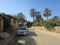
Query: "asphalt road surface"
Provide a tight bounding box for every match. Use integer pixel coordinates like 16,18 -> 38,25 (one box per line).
8,30 -> 60,45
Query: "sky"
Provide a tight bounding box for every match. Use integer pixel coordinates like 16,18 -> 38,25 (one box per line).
0,0 -> 60,21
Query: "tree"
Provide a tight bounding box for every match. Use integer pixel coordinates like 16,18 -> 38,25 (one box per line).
26,21 -> 33,28
15,12 -> 25,23
54,16 -> 59,19
30,8 -> 35,22
35,11 -> 42,22
53,16 -> 60,26
43,8 -> 51,20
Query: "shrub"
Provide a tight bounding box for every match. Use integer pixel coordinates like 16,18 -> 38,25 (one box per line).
26,22 -> 33,28
44,21 -> 56,30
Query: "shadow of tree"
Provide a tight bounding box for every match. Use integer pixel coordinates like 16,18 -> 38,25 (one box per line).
27,31 -> 37,36
18,36 -> 37,45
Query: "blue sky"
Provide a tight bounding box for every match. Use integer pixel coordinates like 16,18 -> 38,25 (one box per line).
0,0 -> 60,21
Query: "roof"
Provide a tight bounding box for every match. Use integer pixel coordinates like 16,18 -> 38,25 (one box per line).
0,13 -> 17,20
0,13 -> 8,19
5,14 -> 18,20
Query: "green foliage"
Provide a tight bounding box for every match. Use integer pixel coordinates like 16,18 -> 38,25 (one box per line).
14,12 -> 25,23
35,11 -> 43,22
30,8 -> 35,17
43,8 -> 51,20
30,8 -> 36,22
51,16 -> 60,26
26,21 -> 33,28
30,8 -> 43,23
44,21 -> 56,29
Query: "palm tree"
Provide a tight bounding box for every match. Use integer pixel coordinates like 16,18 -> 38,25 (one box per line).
30,8 -> 35,22
43,8 -> 51,20
35,11 -> 42,22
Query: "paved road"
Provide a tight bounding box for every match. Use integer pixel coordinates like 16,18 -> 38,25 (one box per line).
8,30 -> 60,45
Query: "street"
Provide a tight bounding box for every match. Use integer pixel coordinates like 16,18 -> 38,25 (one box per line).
8,30 -> 60,45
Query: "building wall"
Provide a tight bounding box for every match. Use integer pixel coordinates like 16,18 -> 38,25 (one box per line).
10,18 -> 19,30
10,18 -> 15,30
0,17 -> 3,33
14,20 -> 19,30
0,15 -> 19,34
10,18 -> 14,26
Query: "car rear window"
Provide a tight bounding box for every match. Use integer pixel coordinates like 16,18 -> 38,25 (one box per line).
18,28 -> 26,30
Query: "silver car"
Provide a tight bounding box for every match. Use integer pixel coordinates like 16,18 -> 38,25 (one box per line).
17,27 -> 28,35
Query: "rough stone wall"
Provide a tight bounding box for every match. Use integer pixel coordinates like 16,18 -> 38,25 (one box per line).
54,26 -> 60,33
0,17 -> 3,33
10,18 -> 15,30
10,18 -> 19,30
14,20 -> 19,30
32,26 -> 60,33
10,18 -> 14,26
32,26 -> 47,31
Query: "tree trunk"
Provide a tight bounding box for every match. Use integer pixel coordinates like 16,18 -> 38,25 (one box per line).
47,16 -> 48,20
33,17 -> 34,23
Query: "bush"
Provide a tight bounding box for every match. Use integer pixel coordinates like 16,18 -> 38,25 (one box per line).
44,21 -> 56,30
26,22 -> 33,28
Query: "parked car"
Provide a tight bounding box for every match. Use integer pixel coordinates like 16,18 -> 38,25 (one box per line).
16,27 -> 28,36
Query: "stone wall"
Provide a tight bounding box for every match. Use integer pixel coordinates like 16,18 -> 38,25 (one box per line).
0,17 -> 3,33
14,20 -> 19,30
10,18 -> 19,30
32,26 -> 60,33
32,26 -> 47,31
10,18 -> 14,27
54,26 -> 60,33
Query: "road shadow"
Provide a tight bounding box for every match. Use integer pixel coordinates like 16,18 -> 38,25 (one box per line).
18,36 -> 37,45
18,30 -> 38,37
17,30 -> 37,45
8,30 -> 37,45
8,36 -> 37,45
27,31 -> 37,36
